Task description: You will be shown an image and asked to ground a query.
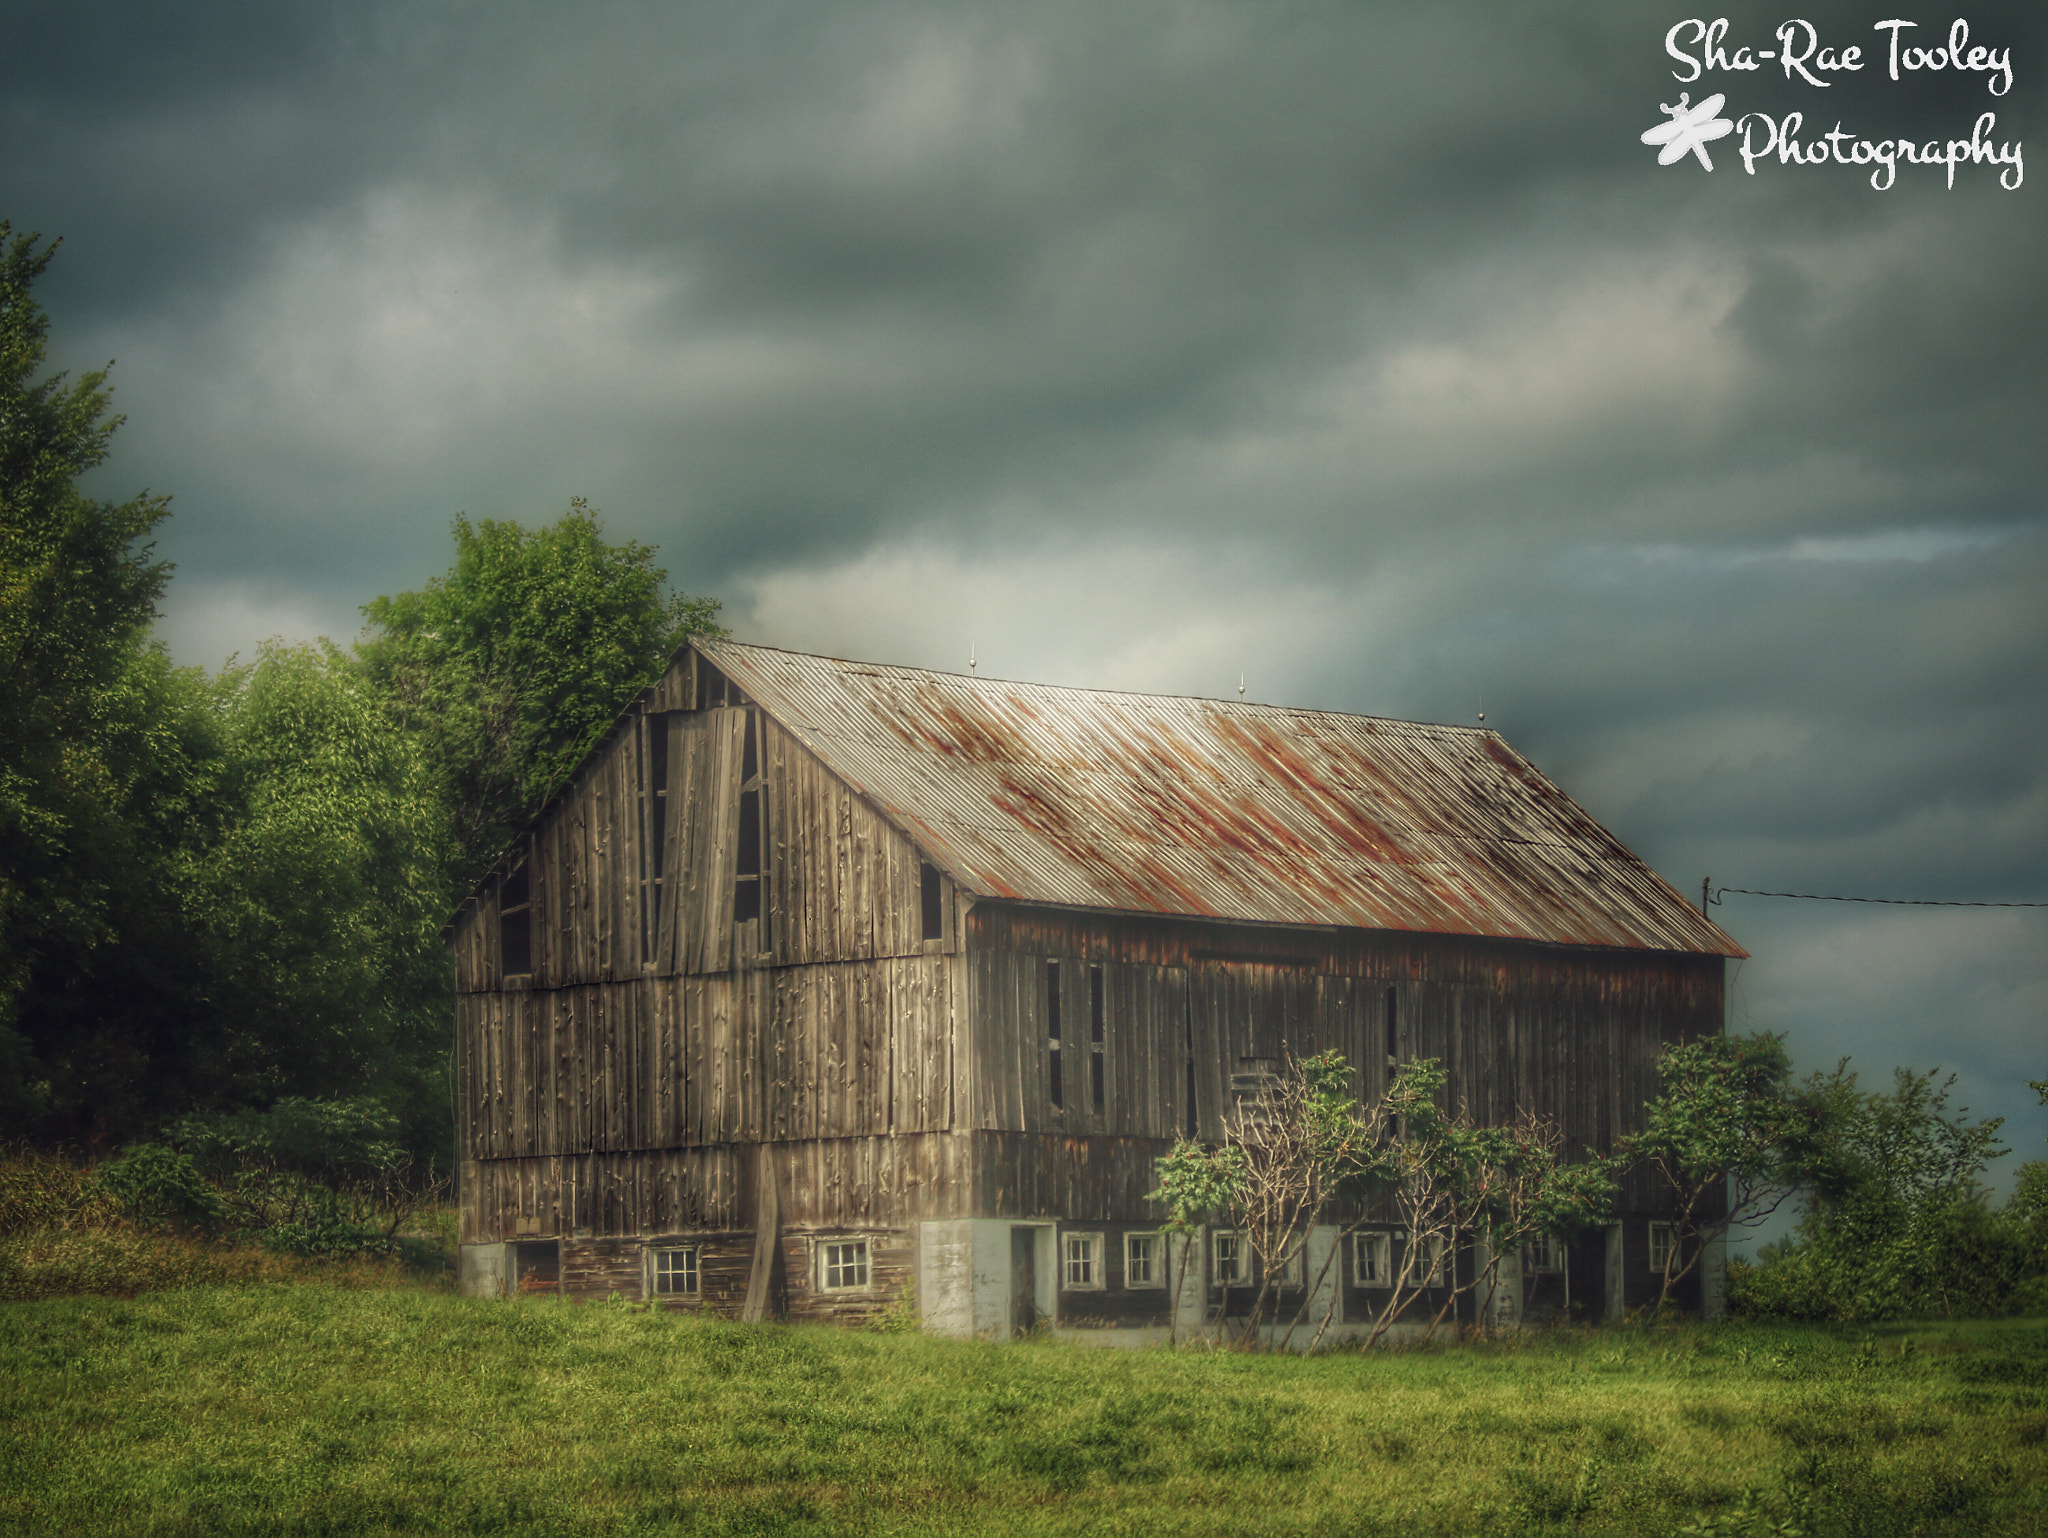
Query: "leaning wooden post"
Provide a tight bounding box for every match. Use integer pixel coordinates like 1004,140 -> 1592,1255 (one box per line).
742,1144 -> 779,1322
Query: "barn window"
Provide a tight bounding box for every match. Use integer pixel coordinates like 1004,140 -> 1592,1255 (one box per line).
819,1239 -> 870,1291
1354,1231 -> 1391,1287
1211,1230 -> 1249,1287
1125,1232 -> 1164,1289
1384,986 -> 1398,1068
1046,959 -> 1063,1109
734,710 -> 770,946
500,847 -> 533,979
651,1246 -> 699,1296
1088,965 -> 1106,1114
1647,1222 -> 1675,1274
919,861 -> 944,941
1062,1232 -> 1103,1290
1527,1235 -> 1566,1275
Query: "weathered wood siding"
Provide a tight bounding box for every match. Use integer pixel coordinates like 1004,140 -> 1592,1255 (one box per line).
452,651 -> 957,996
460,959 -> 956,1159
452,646 -> 976,1253
964,903 -> 1723,1215
459,1133 -> 973,1244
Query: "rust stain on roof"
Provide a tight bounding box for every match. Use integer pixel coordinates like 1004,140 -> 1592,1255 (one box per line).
700,639 -> 1745,957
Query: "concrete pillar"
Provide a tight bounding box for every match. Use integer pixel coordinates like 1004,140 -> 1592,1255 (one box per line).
458,1242 -> 509,1298
1701,1232 -> 1728,1319
1169,1229 -> 1208,1343
917,1219 -> 1019,1338
1302,1225 -> 1342,1341
1603,1223 -> 1626,1324
1479,1241 -> 1522,1330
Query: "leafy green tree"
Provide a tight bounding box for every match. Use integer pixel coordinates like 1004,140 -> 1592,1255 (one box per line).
357,499 -> 721,891
1623,1032 -> 1809,1310
190,641 -> 451,1151
1152,1055 -> 1613,1349
0,225 -> 229,1140
1774,1065 -> 2010,1319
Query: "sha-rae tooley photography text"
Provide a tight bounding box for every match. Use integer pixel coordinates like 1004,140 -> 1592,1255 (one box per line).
1655,17 -> 2024,189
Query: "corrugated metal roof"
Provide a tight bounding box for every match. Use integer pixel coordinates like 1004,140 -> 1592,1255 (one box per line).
702,639 -> 1745,958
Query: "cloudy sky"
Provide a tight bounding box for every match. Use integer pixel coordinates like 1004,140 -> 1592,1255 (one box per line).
10,1 -> 2044,1191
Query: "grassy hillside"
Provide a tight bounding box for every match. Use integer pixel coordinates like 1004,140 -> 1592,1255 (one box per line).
1,1287 -> 2042,1536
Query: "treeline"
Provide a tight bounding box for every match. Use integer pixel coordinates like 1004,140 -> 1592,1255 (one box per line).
0,226 -> 718,1164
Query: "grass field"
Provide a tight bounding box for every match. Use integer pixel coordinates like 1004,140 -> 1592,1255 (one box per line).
1,1286 -> 2043,1537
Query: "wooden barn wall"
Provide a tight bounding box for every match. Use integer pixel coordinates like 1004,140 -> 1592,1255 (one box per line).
453,664 -> 954,996
756,711 -> 957,969
964,904 -> 1723,1213
459,1133 -> 974,1244
973,1132 -> 1180,1223
459,957 -> 958,1162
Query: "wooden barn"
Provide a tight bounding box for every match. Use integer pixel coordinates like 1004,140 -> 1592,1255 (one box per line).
449,639 -> 1745,1336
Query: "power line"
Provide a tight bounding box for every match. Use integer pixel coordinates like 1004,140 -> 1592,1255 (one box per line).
1710,886 -> 2048,909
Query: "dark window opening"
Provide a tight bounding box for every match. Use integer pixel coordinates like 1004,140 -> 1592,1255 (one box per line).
735,788 -> 763,924
1384,986 -> 1399,1068
733,710 -> 769,945
920,861 -> 944,941
511,1238 -> 558,1293
650,715 -> 669,901
1183,984 -> 1198,1139
1089,965 -> 1106,1114
736,787 -> 761,877
500,851 -> 532,978
1047,959 -> 1063,1109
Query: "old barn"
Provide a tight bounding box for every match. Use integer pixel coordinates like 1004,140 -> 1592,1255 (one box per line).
449,639 -> 1744,1336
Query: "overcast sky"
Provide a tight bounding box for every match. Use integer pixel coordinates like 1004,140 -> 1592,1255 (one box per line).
9,0 -> 2043,1195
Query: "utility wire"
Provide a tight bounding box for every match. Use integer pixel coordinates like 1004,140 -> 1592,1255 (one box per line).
1710,887 -> 2048,909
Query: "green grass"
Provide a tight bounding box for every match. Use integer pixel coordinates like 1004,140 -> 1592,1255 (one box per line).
1,1288 -> 2042,1536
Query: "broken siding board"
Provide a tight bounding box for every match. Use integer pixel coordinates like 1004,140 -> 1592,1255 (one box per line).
682,708 -> 743,975
657,712 -> 690,975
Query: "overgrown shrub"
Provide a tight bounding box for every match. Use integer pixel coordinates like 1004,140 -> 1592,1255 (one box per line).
1730,1068 -> 2045,1322
0,1148 -> 125,1236
0,1106 -> 452,1300
95,1143 -> 223,1232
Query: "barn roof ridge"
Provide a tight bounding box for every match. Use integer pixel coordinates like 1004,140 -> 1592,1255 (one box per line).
697,636 -> 1497,734
696,639 -> 1746,960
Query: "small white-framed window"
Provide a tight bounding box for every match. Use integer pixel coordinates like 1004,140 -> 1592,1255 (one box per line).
1412,1232 -> 1450,1287
1526,1234 -> 1566,1275
818,1238 -> 871,1291
1062,1232 -> 1104,1290
1647,1222 -> 1675,1274
1125,1231 -> 1165,1290
1354,1230 -> 1392,1288
1211,1229 -> 1250,1287
650,1245 -> 699,1296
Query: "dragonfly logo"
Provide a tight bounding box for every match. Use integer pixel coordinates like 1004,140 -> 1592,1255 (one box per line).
1641,91 -> 1735,170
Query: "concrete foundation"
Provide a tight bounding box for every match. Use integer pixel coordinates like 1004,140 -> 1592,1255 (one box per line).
458,1242 -> 510,1299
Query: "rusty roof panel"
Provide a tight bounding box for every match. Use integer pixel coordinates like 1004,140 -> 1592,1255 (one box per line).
702,639 -> 1745,957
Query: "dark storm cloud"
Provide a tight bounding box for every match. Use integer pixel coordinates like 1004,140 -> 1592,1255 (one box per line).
6,1 -> 2043,1163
